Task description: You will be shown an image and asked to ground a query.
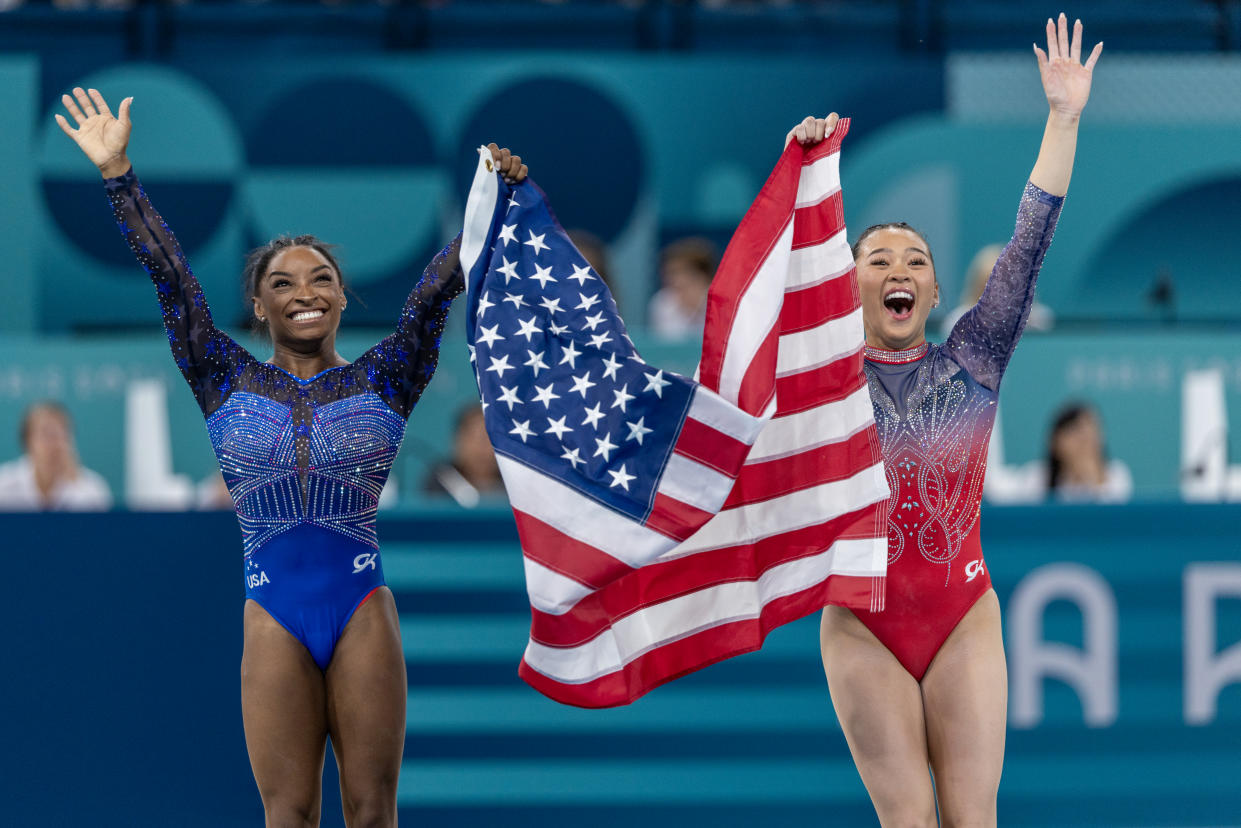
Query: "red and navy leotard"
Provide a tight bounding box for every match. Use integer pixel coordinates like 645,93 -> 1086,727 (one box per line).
854,182 -> 1064,679
106,168 -> 462,670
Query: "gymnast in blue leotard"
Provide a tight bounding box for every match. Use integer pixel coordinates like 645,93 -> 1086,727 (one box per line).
55,87 -> 527,827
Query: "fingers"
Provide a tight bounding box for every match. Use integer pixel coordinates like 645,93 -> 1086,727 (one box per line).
486,142 -> 526,184
1057,12 -> 1069,61
88,88 -> 113,119
1033,43 -> 1048,71
1070,18 -> 1082,63
1044,17 -> 1058,61
118,96 -> 133,126
61,92 -> 87,125
824,112 -> 840,134
72,87 -> 98,119
53,113 -> 76,139
510,160 -> 528,184
1084,40 -> 1103,72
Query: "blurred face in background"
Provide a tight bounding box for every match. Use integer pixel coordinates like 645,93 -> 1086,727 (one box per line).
1052,409 -> 1104,469
854,227 -> 940,351
23,405 -> 77,481
661,256 -> 712,316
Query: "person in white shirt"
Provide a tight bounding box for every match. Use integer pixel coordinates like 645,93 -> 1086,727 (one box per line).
0,401 -> 112,511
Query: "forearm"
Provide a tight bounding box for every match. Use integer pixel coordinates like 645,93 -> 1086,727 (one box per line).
1027,110 -> 1080,197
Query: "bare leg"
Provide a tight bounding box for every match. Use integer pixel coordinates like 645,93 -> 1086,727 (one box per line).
325,587 -> 407,828
921,590 -> 1007,828
241,600 -> 328,828
821,606 -> 938,828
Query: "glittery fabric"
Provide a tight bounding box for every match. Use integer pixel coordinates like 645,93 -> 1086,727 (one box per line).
105,167 -> 463,561
855,181 -> 1064,679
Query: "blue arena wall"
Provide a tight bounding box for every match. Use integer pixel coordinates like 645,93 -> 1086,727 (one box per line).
4,505 -> 1241,826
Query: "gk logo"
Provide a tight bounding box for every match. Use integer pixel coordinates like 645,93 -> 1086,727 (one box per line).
353,552 -> 378,574
965,559 -> 985,583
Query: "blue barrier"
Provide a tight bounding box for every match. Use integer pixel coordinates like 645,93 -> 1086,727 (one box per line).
4,504 -> 1241,826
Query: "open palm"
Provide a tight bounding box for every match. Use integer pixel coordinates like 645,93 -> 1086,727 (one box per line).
1035,14 -> 1102,118
54,87 -> 133,175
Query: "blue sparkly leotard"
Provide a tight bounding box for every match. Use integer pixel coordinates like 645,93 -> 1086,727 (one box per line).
854,182 -> 1064,679
106,168 -> 462,670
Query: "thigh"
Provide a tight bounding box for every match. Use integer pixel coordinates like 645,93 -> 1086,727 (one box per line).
325,587 -> 407,826
241,599 -> 328,827
920,589 -> 1007,828
821,606 -> 938,828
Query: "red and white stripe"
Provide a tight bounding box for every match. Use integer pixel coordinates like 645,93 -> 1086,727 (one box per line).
514,120 -> 889,707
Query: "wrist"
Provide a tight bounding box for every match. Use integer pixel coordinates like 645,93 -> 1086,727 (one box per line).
1046,109 -> 1081,129
98,154 -> 131,179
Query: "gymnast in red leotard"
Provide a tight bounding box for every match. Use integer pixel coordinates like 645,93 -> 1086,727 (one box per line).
787,14 -> 1102,827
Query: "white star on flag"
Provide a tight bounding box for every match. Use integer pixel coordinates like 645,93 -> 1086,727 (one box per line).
607,463 -> 635,491
530,264 -> 556,289
524,349 -> 549,377
514,317 -> 541,342
509,419 -> 534,443
575,293 -> 600,311
593,433 -> 618,461
497,257 -> 520,284
610,384 -> 634,412
581,312 -> 606,331
476,292 -> 495,317
601,353 -> 623,380
477,324 -> 504,348
539,296 -> 564,314
558,340 -> 581,369
485,354 -> 513,377
545,415 -> 572,439
643,370 -> 671,397
580,402 -> 605,429
531,384 -> 560,409
497,224 -> 517,245
496,385 -> 523,410
524,230 -> 549,255
624,417 -> 652,445
567,264 -> 593,285
502,292 -> 527,309
569,372 -> 596,398
560,446 -> 584,469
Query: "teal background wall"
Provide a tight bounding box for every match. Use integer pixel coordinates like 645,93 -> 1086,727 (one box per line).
5,504 -> 1240,826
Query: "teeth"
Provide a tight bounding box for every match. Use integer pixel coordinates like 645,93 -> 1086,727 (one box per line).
292,310 -> 324,322
886,290 -> 914,301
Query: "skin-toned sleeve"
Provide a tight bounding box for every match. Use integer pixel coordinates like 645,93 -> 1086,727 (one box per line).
355,234 -> 465,419
105,167 -> 253,415
943,182 -> 1064,391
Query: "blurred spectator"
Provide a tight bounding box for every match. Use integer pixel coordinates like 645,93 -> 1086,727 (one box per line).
648,236 -> 716,341
422,404 -> 505,507
1046,402 -> 1132,503
0,401 -> 111,511
940,243 -> 1054,338
566,228 -> 617,299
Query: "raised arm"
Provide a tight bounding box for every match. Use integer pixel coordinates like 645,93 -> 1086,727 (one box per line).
56,88 -> 249,414
358,144 -> 528,418
945,15 -> 1101,390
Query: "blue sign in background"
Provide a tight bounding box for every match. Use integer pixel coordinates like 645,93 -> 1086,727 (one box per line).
4,505 -> 1240,826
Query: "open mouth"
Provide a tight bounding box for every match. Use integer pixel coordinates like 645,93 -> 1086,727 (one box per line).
883,289 -> 915,321
289,309 -> 326,324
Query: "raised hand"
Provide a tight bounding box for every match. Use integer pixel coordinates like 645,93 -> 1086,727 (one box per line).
1034,13 -> 1102,119
487,143 -> 528,185
54,87 -> 133,178
784,113 -> 840,149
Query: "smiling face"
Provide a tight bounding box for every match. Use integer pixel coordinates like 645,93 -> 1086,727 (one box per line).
252,245 -> 346,348
853,226 -> 939,351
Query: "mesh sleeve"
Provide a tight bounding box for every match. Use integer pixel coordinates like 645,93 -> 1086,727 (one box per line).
104,168 -> 252,415
356,234 -> 465,418
943,182 -> 1064,391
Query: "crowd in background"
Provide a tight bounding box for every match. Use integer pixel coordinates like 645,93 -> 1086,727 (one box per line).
0,231 -> 1135,512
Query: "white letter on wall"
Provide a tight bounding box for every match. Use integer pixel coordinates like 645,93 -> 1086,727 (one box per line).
1009,563 -> 1118,728
1184,563 -> 1241,725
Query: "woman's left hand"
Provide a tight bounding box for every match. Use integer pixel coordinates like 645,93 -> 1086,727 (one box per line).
1035,13 -> 1103,119
487,143 -> 528,185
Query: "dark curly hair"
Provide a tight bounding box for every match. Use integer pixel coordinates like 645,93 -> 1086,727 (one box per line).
241,235 -> 345,336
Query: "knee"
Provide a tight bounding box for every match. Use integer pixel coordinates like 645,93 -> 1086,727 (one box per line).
878,806 -> 938,828
940,814 -> 995,828
344,801 -> 397,828
263,801 -> 319,828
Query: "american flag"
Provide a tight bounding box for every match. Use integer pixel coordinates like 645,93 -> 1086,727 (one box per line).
460,123 -> 888,708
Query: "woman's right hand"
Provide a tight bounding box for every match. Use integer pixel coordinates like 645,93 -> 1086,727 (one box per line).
784,113 -> 840,149
54,87 -> 133,178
